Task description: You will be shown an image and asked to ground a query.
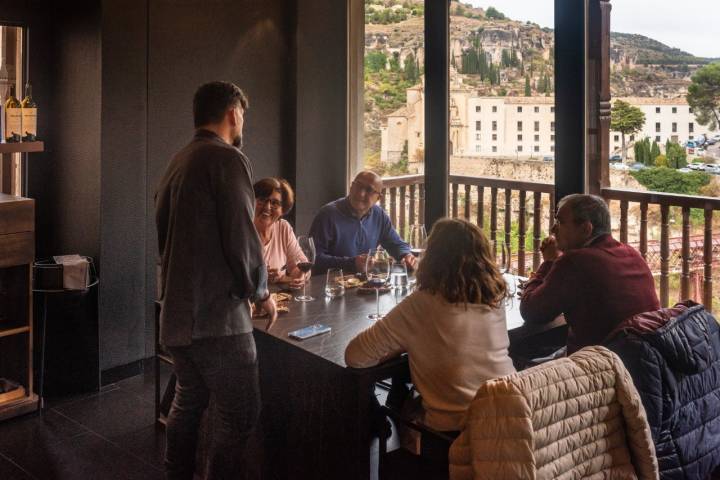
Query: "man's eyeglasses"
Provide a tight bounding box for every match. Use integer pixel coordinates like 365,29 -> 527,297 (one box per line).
352,181 -> 383,197
258,197 -> 283,210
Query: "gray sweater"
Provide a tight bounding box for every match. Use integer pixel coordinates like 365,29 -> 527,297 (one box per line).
155,130 -> 267,346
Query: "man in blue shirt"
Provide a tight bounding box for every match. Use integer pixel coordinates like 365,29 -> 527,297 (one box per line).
309,171 -> 417,273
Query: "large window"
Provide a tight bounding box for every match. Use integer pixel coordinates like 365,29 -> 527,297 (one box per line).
604,1 -> 720,308
362,0 -> 424,176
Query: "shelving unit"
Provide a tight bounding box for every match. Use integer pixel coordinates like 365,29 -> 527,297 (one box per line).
0,193 -> 38,421
0,141 -> 44,196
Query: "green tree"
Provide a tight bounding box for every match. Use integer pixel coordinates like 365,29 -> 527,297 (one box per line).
687,62 -> 720,130
524,75 -> 531,96
631,167 -> 710,194
389,51 -> 401,72
403,52 -> 418,83
650,140 -> 661,164
665,141 -> 688,168
501,49 -> 511,68
485,6 -> 506,20
610,100 -> 646,162
365,51 -> 387,72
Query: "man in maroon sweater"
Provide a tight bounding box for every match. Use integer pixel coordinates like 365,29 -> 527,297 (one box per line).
520,194 -> 659,354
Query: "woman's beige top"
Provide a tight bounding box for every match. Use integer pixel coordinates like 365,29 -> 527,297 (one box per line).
345,289 -> 515,431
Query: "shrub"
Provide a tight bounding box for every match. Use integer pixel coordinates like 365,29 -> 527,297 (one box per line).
630,167 -> 711,195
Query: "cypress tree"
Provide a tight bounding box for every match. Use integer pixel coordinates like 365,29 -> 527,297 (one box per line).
524,75 -> 531,96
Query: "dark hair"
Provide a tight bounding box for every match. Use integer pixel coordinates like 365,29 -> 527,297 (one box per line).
253,177 -> 295,214
416,218 -> 507,308
193,81 -> 249,128
557,194 -> 611,236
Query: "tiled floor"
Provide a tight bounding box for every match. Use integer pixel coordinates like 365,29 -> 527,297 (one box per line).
0,364 -> 170,480
0,364 -> 436,480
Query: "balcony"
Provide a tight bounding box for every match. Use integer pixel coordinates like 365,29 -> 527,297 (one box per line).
380,174 -> 720,312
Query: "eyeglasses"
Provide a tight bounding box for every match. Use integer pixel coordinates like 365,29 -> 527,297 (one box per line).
258,197 -> 283,210
352,181 -> 383,197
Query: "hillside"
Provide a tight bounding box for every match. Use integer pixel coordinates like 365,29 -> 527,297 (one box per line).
362,0 -> 716,165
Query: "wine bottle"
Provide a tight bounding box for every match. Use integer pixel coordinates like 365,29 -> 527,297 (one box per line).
4,85 -> 22,143
21,83 -> 37,142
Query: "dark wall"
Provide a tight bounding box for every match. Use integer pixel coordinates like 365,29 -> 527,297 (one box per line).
29,3 -> 102,261
294,0 -> 348,234
99,0 -> 148,370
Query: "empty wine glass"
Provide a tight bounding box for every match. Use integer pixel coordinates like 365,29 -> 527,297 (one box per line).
495,240 -> 516,305
294,236 -> 316,302
494,240 -> 510,275
407,224 -> 427,257
365,248 -> 391,320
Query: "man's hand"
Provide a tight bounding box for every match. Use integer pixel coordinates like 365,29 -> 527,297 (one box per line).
403,253 -> 417,271
259,295 -> 278,331
540,235 -> 561,262
355,254 -> 369,273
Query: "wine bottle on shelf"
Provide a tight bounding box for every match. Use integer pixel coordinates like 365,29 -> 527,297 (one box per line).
21,83 -> 37,142
4,85 -> 22,143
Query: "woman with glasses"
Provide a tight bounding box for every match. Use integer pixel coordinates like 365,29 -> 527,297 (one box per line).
253,177 -> 307,286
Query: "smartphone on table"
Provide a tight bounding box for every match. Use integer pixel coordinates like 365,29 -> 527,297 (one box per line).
288,323 -> 331,341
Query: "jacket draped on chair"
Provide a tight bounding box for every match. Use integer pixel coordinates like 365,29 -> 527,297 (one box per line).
606,301 -> 720,479
449,346 -> 658,480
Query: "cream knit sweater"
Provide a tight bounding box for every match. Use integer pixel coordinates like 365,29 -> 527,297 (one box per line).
345,290 -> 516,431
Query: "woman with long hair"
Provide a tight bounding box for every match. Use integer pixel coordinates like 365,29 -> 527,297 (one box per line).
345,218 -> 515,433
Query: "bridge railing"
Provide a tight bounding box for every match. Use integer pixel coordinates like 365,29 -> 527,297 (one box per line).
601,187 -> 720,310
379,175 -> 720,311
380,174 -> 555,278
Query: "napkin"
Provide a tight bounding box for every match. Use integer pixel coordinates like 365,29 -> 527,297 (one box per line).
52,254 -> 90,290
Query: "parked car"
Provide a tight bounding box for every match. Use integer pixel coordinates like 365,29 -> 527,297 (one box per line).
609,155 -> 622,162
686,141 -> 697,149
696,147 -> 706,155
610,162 -> 630,171
706,138 -> 717,146
542,155 -> 554,162
629,162 -> 647,171
712,134 -> 720,141
689,163 -> 706,171
678,168 -> 692,173
705,164 -> 720,175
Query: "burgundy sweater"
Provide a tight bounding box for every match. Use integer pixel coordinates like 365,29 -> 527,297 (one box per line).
520,234 -> 659,354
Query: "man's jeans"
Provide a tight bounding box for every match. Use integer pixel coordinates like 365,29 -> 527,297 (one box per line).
165,333 -> 260,480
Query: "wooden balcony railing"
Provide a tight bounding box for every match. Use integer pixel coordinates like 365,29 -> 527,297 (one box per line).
380,174 -> 555,277
601,188 -> 720,311
379,176 -> 720,312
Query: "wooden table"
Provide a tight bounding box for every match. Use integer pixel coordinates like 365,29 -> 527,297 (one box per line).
251,277 -> 565,480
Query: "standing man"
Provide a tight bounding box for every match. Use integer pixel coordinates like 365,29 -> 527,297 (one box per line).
309,170 -> 416,273
156,81 -> 276,480
520,194 -> 659,354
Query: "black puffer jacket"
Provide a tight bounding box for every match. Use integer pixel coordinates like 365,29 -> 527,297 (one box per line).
606,301 -> 720,479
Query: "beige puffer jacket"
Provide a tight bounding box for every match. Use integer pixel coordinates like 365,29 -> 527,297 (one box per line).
449,346 -> 658,480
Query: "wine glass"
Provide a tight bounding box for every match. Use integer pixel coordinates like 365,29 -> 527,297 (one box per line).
495,240 -> 516,304
294,236 -> 316,302
365,248 -> 391,320
495,240 -> 510,275
407,224 -> 427,257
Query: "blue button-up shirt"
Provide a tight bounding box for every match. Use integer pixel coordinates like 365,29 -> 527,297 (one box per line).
308,197 -> 411,273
